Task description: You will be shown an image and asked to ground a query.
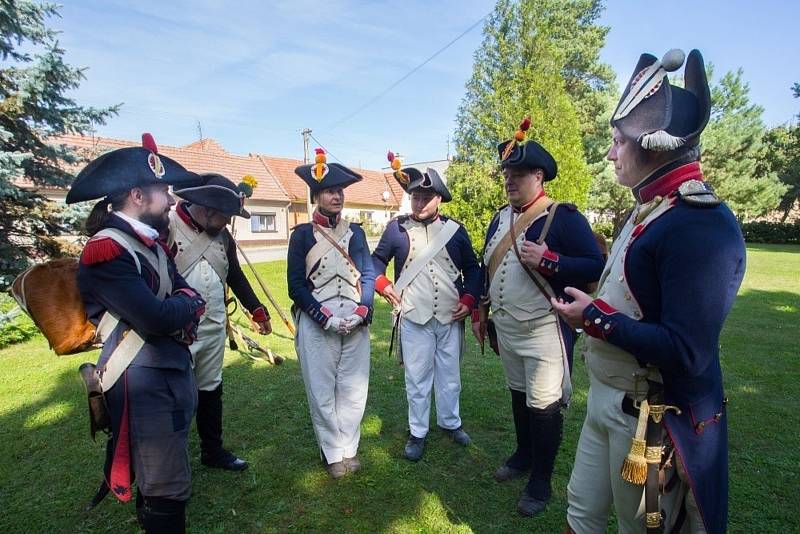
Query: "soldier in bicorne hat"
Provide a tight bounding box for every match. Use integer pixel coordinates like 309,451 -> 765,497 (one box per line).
372,153 -> 481,462
287,149 -> 375,479
553,49 -> 746,534
168,173 -> 272,472
68,134 -> 206,533
472,119 -> 605,517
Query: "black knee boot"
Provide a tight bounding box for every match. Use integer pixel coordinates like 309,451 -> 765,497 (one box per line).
137,495 -> 186,533
507,389 -> 533,470
525,400 -> 563,501
197,384 -> 248,471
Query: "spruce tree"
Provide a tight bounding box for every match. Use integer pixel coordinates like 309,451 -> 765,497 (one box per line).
702,68 -> 785,220
446,0 -> 610,246
0,1 -> 117,288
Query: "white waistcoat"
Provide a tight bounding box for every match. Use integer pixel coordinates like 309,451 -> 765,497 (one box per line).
169,211 -> 228,324
399,218 -> 461,325
583,196 -> 673,395
306,222 -> 361,304
483,205 -> 551,321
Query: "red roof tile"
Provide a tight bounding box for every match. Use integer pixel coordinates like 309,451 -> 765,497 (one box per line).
45,134 -> 403,208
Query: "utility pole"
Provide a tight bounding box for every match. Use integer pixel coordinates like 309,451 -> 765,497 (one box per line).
302,128 -> 313,221
196,120 -> 203,141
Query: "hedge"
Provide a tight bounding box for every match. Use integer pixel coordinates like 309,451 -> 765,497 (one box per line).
740,221 -> 800,244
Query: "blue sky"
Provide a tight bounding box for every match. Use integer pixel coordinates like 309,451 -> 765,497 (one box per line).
56,0 -> 798,170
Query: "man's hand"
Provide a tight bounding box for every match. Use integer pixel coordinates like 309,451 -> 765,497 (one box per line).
519,240 -> 548,269
551,286 -> 593,330
452,302 -> 470,322
382,284 -> 401,308
251,306 -> 272,335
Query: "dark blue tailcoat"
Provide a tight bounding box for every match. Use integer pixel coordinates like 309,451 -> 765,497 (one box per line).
583,193 -> 746,533
77,216 -> 200,500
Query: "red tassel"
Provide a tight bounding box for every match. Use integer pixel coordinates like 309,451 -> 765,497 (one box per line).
387,150 -> 395,162
141,133 -> 158,153
314,147 -> 325,155
80,237 -> 123,265
520,117 -> 531,131
109,374 -> 132,502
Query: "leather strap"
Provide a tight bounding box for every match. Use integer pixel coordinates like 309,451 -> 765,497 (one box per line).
394,219 -> 460,293
509,208 -> 573,405
486,197 -> 551,281
312,222 -> 362,295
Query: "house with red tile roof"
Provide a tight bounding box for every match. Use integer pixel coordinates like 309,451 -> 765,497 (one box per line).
30,134 -> 404,247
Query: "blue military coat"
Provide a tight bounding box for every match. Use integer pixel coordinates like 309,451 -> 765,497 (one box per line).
582,164 -> 746,533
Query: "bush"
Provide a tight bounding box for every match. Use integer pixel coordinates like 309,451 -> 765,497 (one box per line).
0,293 -> 39,349
592,221 -> 614,240
740,221 -> 800,244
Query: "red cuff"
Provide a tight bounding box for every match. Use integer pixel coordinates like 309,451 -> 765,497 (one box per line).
375,274 -> 392,294
354,305 -> 369,318
459,294 -> 476,310
251,306 -> 270,323
471,309 -> 481,324
537,250 -> 559,276
320,306 -> 333,319
592,298 -> 617,315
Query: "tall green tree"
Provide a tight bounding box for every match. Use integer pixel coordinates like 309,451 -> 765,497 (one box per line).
0,1 -> 118,288
759,84 -> 800,221
446,0 -> 611,246
702,68 -> 786,220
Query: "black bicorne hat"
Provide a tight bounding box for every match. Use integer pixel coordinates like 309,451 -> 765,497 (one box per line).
173,173 -> 251,219
611,49 -> 710,151
496,139 -> 558,181
294,149 -> 363,194
66,133 -> 198,204
403,167 -> 452,202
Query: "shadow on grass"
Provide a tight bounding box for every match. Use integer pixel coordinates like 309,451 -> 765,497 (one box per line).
1,287 -> 798,532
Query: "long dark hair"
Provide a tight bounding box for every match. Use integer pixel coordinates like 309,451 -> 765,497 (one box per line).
84,190 -> 129,236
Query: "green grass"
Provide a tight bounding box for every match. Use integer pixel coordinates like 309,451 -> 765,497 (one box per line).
0,245 -> 798,533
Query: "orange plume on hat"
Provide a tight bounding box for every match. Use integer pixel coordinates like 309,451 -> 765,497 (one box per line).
313,148 -> 328,181
387,150 -> 408,185
502,116 -> 531,160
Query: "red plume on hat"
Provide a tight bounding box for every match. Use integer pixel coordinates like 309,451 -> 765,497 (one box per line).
141,133 -> 165,178
313,148 -> 328,181
141,133 -> 158,153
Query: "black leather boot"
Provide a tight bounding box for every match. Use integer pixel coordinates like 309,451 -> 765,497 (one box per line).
197,384 -> 248,471
494,389 -> 532,481
518,401 -> 563,516
137,496 -> 186,533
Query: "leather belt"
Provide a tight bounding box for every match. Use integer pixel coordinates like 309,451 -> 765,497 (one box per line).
622,395 -> 640,418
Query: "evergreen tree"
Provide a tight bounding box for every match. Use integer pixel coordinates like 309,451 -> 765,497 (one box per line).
0,1 -> 117,288
702,68 -> 785,220
446,0 -> 610,246
759,84 -> 800,221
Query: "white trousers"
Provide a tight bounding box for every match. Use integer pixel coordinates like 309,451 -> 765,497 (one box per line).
567,378 -> 706,534
296,299 -> 370,464
190,316 -> 226,391
400,317 -> 463,438
493,311 -> 564,409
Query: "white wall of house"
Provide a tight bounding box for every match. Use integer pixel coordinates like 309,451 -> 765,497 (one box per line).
232,200 -> 290,244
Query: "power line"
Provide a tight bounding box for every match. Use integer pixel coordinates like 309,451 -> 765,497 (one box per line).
308,132 -> 345,165
323,11 -> 491,132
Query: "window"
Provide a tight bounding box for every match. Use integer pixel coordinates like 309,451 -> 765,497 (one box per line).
251,213 -> 277,233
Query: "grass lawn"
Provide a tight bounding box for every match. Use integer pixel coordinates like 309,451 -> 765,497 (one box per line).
1,244 -> 798,533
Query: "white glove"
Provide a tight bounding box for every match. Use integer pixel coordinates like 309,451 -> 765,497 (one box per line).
325,316 -> 350,335
344,314 -> 364,329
